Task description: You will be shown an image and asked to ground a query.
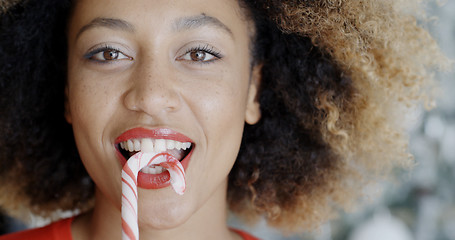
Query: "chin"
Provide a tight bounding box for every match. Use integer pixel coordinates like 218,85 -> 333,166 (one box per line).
137,198 -> 194,230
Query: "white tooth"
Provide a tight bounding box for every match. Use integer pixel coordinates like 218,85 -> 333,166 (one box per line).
166,139 -> 176,149
184,142 -> 191,149
155,139 -> 166,152
120,142 -> 125,150
140,166 -> 164,174
141,138 -> 154,152
149,167 -> 157,174
150,167 -> 159,174
175,141 -> 183,150
133,139 -> 141,151
127,140 -> 134,152
155,166 -> 164,174
144,166 -> 157,174
141,167 -> 152,174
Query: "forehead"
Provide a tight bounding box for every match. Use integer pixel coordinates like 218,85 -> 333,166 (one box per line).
67,0 -> 252,41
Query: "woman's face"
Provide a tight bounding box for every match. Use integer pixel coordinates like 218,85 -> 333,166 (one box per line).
66,0 -> 261,230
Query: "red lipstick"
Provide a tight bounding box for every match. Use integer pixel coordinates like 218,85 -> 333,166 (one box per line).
115,127 -> 194,189
115,128 -> 193,144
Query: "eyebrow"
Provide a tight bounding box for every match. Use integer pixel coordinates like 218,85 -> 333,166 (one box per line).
173,14 -> 234,39
75,14 -> 233,40
76,17 -> 135,40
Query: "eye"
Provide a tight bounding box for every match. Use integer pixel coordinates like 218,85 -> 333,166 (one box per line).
84,46 -> 132,62
189,50 -> 214,62
177,45 -> 222,63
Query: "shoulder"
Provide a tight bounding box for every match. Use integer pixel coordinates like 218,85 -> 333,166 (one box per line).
231,228 -> 261,240
0,217 -> 74,240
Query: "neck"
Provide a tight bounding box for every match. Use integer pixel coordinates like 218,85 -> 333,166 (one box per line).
72,179 -> 241,240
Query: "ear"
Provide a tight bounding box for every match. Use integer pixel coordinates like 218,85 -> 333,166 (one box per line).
64,86 -> 72,124
245,64 -> 262,125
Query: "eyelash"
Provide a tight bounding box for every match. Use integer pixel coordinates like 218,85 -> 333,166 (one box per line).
182,44 -> 223,63
83,45 -> 126,62
82,44 -> 223,64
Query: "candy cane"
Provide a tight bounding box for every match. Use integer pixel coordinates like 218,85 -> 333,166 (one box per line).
121,152 -> 186,240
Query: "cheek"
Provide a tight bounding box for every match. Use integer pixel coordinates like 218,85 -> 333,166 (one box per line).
68,74 -> 115,131
66,72 -> 117,170
194,75 -> 249,160
67,73 -> 123,201
195,77 -> 248,134
67,76 -> 102,157
69,85 -> 100,143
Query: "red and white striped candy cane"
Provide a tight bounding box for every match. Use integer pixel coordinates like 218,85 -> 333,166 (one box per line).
121,152 -> 186,240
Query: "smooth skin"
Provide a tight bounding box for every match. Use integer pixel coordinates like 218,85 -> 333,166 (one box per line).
65,0 -> 261,239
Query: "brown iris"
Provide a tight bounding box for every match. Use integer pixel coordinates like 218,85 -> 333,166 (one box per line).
190,50 -> 206,61
103,50 -> 119,60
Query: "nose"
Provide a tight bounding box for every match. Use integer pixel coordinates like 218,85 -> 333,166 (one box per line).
123,60 -> 181,116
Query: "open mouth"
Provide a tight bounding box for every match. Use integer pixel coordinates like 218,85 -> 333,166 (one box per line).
117,138 -> 193,173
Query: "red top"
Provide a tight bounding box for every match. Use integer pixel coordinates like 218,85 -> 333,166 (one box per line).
231,228 -> 261,240
0,217 -> 73,240
0,217 -> 260,240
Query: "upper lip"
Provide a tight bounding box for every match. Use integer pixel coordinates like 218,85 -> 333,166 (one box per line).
115,127 -> 194,144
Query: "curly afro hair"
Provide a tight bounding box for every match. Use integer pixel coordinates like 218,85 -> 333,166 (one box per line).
0,0 -> 449,233
229,0 -> 449,231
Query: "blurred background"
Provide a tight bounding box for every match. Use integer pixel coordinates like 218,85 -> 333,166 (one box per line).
231,1 -> 455,239
1,1 -> 454,239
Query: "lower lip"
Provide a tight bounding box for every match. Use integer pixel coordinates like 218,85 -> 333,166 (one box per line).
116,148 -> 193,190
